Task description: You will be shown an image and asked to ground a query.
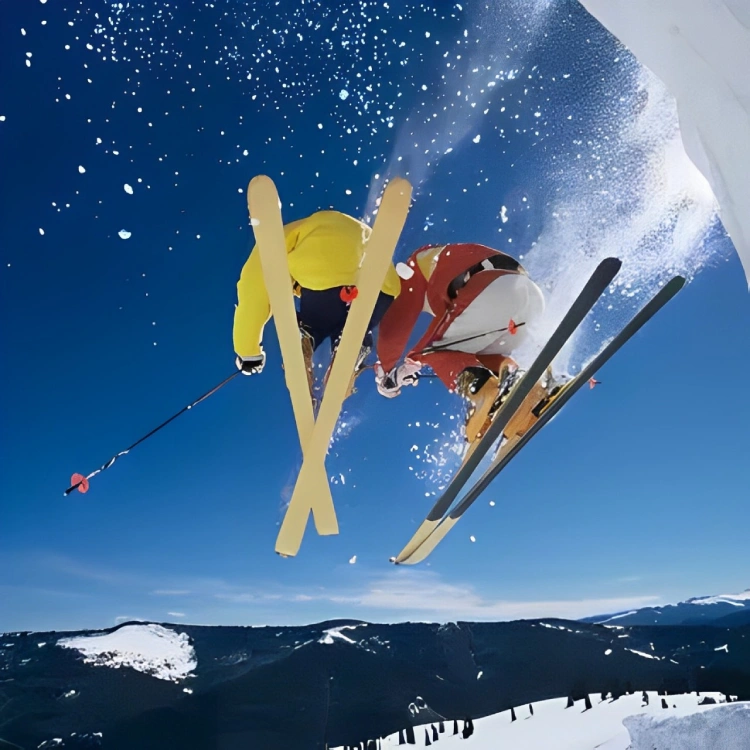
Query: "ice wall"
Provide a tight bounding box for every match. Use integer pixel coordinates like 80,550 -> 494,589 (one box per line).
579,0 -> 750,287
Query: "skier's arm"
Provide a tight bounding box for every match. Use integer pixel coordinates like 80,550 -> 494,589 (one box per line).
376,259 -> 428,370
233,246 -> 271,358
233,219 -> 307,358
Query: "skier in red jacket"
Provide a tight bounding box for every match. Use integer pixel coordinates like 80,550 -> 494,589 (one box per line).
374,243 -> 545,443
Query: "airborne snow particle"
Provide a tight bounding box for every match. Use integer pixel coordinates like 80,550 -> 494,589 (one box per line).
317,123 -> 323,129
118,230 -> 131,239
124,184 -> 133,194
0,115 -> 5,121
396,262 -> 415,280
78,165 -> 86,174
349,555 -> 357,564
39,228 -> 44,235
469,535 -> 476,542
489,500 -> 496,506
345,189 -> 352,195
250,217 -> 260,227
472,134 -> 481,143
339,89 -> 349,100
500,205 -> 508,223
605,649 -> 613,655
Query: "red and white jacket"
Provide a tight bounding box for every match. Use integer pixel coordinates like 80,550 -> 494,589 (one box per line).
377,243 -> 527,390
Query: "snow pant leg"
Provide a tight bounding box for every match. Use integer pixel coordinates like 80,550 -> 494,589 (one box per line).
420,350 -> 488,391
298,288 -> 394,352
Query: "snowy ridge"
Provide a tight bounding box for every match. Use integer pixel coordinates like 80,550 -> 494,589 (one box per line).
690,590 -> 750,606
318,624 -> 365,645
316,623 -> 392,654
333,693 -> 747,749
57,624 -> 196,683
583,588 -> 750,626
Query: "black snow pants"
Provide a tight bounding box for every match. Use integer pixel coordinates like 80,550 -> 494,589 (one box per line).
298,287 -> 394,352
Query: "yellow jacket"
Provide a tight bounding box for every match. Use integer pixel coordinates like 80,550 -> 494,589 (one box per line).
233,210 -> 402,357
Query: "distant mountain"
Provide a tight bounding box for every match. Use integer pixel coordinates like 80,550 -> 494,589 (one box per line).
1,616 -> 749,749
581,589 -> 750,627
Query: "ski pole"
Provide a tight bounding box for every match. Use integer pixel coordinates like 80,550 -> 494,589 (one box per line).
64,370 -> 241,496
417,320 -> 525,356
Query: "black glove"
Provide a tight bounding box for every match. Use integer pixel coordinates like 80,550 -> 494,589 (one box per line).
236,351 -> 266,375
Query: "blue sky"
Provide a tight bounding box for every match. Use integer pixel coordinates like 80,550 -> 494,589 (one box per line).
1,0 -> 747,634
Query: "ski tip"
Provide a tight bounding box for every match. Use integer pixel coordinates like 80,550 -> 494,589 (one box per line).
248,174 -> 273,189
588,378 -> 600,389
71,473 -> 89,494
508,318 -> 518,335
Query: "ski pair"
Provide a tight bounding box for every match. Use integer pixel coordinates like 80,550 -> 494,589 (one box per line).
393,265 -> 685,565
247,175 -> 413,558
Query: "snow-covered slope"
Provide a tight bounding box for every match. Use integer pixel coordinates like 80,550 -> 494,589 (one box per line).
583,588 -> 750,626
626,702 -> 750,750
57,623 -> 196,683
332,693 -> 747,750
578,0 -> 750,287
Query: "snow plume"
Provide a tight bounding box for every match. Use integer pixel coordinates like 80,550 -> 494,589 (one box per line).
364,0 -> 555,220
518,63 -> 722,375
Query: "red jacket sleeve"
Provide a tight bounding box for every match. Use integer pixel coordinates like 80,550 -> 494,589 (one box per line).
376,254 -> 428,371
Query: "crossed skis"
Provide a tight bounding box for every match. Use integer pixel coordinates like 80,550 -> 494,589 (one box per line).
249,175 -> 686,562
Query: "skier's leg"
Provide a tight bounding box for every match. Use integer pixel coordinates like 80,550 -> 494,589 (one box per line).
298,287 -> 349,399
328,290 -> 395,397
298,287 -> 349,350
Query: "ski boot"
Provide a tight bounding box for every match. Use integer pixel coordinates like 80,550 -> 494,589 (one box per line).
297,327 -> 317,409
503,367 -> 568,443
322,343 -> 372,402
457,363 -> 518,444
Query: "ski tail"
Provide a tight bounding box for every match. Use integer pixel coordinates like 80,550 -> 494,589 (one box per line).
393,257 -> 623,564
398,275 -> 685,565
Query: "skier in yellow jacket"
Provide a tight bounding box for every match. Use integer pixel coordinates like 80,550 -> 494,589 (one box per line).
233,210 -> 402,390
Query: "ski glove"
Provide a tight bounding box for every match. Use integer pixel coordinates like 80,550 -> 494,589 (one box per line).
374,358 -> 422,398
236,351 -> 266,375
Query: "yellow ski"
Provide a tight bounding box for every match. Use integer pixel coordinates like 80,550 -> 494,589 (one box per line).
275,177 -> 413,557
246,175 -> 337,535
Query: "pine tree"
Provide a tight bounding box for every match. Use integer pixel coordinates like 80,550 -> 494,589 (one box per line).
398,730 -> 405,746
584,694 -> 592,711
511,706 -> 517,722
424,727 -> 431,746
452,719 -> 458,735
406,725 -> 416,745
566,695 -> 575,709
431,725 -> 438,741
